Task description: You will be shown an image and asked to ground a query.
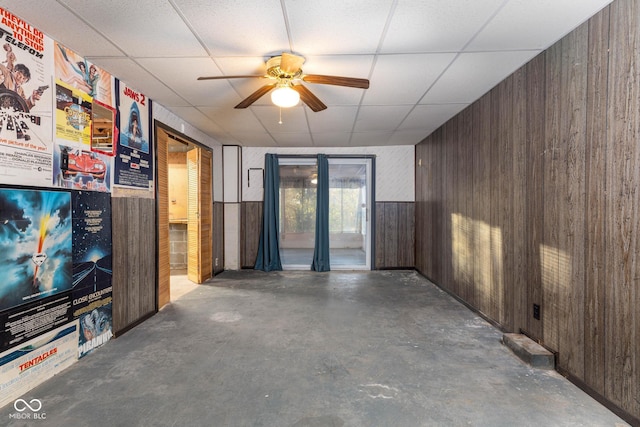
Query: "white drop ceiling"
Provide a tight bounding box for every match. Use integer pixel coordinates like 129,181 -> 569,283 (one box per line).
1,0 -> 613,147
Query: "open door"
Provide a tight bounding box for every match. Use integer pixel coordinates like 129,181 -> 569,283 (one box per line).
187,147 -> 213,283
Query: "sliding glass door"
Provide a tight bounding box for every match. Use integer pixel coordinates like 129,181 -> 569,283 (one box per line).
328,158 -> 371,269
278,156 -> 372,270
279,159 -> 317,269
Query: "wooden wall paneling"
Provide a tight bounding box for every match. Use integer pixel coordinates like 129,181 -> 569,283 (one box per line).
384,202 -> 399,267
498,77 -> 515,331
488,86 -> 503,324
139,198 -> 156,317
241,202 -> 263,268
375,203 -> 385,268
525,53 -> 546,341
414,142 -> 425,273
126,199 -> 141,326
584,5 -> 610,395
557,23 -> 588,379
397,203 -> 414,267
542,41 -> 562,351
511,68 -> 528,334
443,122 -> 455,293
459,107 -> 474,305
606,0 -> 639,414
213,202 -> 225,274
112,197 -> 128,333
471,95 -> 491,317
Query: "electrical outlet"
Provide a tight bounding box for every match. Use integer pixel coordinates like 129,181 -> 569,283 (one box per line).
533,304 -> 541,320
215,258 -> 219,267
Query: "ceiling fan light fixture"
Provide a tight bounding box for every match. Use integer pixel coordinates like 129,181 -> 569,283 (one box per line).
271,85 -> 300,108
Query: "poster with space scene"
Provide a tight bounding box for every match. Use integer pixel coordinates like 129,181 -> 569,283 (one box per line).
70,190 -> 112,357
0,7 -> 54,187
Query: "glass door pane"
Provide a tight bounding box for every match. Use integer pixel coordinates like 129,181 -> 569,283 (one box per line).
328,158 -> 371,269
279,159 -> 317,269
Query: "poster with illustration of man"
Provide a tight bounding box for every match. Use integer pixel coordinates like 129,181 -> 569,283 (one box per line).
0,7 -> 54,187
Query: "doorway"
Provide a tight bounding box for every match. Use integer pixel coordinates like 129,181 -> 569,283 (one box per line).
328,158 -> 372,270
277,156 -> 373,270
156,124 -> 212,308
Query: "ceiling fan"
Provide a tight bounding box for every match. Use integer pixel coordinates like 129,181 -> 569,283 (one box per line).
197,52 -> 369,112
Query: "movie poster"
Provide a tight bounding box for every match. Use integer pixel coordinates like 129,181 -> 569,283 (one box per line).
0,321 -> 78,409
0,188 -> 72,313
54,82 -> 92,146
0,7 -> 54,187
52,143 -> 111,192
54,42 -> 113,106
71,190 -> 112,358
114,79 -> 153,189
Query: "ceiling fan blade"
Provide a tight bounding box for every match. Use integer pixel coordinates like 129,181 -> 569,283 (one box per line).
292,84 -> 327,112
302,74 -> 369,89
198,75 -> 264,81
280,52 -> 305,74
235,83 -> 277,109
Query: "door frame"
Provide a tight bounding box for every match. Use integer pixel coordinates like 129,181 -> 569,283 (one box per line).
276,154 -> 376,270
154,121 -> 213,309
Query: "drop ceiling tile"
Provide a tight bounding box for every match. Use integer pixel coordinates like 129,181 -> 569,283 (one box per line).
363,53 -> 456,105
421,51 -> 539,104
399,103 -> 469,131
389,129 -> 431,146
307,107 -> 358,133
164,106 -> 227,136
199,107 -> 267,133
381,0 -> 505,53
59,0 -> 207,57
467,0 -> 613,51
285,0 -> 394,54
354,106 -> 413,132
231,133 -> 278,146
272,133 -> 313,147
310,132 -> 354,147
174,0 -> 289,56
349,132 -> 394,147
0,1 -> 122,56
252,106 -> 309,133
94,58 -> 189,106
137,58 -> 239,106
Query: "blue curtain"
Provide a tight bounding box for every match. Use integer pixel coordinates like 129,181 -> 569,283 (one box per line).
254,154 -> 282,271
311,154 -> 330,271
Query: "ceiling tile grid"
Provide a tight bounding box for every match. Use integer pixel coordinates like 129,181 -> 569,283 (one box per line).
0,0 -> 614,147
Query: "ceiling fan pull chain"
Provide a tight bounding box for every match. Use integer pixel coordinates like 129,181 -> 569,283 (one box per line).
278,107 -> 283,125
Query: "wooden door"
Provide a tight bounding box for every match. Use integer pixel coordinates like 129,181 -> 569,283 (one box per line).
187,147 -> 213,283
156,129 -> 170,308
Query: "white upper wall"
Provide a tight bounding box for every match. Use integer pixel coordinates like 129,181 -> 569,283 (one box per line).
242,146 -> 415,202
153,104 -> 221,150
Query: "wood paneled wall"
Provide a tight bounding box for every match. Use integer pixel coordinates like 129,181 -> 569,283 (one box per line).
213,202 -> 225,275
239,201 -> 414,269
112,197 -> 156,335
415,1 -> 639,422
375,202 -> 415,269
241,202 -> 263,268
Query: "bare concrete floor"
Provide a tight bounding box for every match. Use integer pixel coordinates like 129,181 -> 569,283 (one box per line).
1,270 -> 629,427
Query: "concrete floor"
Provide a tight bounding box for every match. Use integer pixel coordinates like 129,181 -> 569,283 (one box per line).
1,270 -> 629,427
